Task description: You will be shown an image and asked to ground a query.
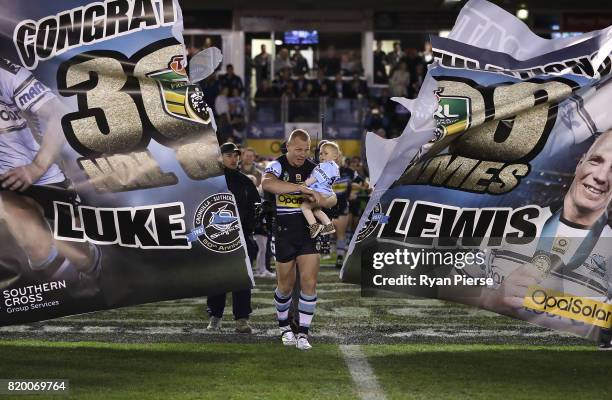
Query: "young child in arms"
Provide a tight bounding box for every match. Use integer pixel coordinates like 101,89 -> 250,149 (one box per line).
302,141 -> 340,238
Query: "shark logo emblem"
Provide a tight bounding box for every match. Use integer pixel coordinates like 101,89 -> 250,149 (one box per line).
355,202 -> 384,243
210,205 -> 239,230
192,193 -> 242,253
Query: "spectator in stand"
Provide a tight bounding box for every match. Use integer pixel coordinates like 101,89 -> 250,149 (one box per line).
229,88 -> 246,116
203,37 -> 213,49
313,69 -> 327,94
274,48 -> 293,74
215,86 -> 233,142
292,48 -> 309,76
219,64 -> 244,96
349,156 -> 366,180
340,53 -> 351,77
332,72 -> 347,99
200,72 -> 220,114
229,101 -> 246,142
282,80 -> 297,100
318,81 -> 333,98
376,87 -> 393,116
294,72 -> 309,96
341,50 -> 361,77
254,79 -> 280,123
420,41 -> 434,65
299,82 -> 315,98
386,41 -> 404,74
318,45 -> 341,76
244,44 -> 253,98
186,44 -> 198,61
348,74 -> 368,99
373,40 -> 388,84
365,106 -> 389,133
389,62 -> 410,97
255,79 -> 279,99
254,44 -> 272,90
274,68 -> 292,93
403,48 -> 421,78
410,63 -> 426,99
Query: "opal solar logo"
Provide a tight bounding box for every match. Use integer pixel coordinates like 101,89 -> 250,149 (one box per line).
524,286 -> 612,328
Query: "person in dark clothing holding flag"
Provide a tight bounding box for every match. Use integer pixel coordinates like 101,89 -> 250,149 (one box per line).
206,142 -> 260,334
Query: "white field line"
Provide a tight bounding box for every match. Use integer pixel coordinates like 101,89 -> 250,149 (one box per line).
0,324 -> 572,341
340,345 -> 387,400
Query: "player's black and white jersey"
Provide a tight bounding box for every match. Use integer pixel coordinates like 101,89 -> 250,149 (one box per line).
487,207 -> 611,298
333,166 -> 359,201
0,58 -> 64,185
483,207 -> 612,339
264,155 -> 315,217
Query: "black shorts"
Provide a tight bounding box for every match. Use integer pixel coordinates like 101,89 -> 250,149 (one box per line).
1,180 -> 78,220
274,214 -> 317,263
348,199 -> 361,216
335,197 -> 349,217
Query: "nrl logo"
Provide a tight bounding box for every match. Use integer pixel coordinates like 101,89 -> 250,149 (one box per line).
147,55 -> 212,125
433,88 -> 471,141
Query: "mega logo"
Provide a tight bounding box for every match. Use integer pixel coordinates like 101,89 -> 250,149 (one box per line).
524,286 -> 612,328
399,77 -> 580,194
276,193 -> 304,208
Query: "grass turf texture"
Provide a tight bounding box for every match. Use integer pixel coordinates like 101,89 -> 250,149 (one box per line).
364,344 -> 612,400
0,340 -> 356,400
1,341 -> 610,400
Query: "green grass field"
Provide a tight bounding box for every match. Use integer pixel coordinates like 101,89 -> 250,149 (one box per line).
0,341 -> 355,400
0,263 -> 607,399
365,344 -> 612,400
0,341 -> 609,400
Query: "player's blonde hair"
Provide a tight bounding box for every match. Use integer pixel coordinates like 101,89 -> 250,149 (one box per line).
288,129 -> 311,144
321,141 -> 340,157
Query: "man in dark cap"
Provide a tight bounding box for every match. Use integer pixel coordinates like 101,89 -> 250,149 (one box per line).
206,143 -> 261,333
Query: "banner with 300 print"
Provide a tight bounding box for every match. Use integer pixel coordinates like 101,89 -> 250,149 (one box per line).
341,0 -> 612,342
0,0 -> 252,326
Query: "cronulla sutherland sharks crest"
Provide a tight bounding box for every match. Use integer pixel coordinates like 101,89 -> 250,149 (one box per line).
191,193 -> 242,253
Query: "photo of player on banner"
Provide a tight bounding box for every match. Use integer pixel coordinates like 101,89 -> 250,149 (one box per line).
0,59 -> 101,298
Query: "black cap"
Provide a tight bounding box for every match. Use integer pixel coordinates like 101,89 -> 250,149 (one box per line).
220,142 -> 240,155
